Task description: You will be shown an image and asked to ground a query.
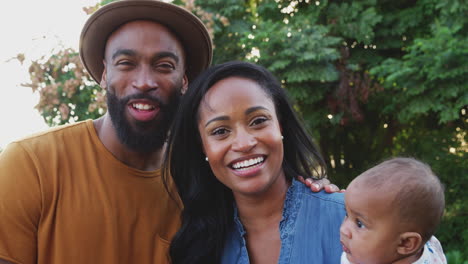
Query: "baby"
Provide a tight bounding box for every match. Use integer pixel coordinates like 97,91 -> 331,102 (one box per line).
340,157 -> 446,264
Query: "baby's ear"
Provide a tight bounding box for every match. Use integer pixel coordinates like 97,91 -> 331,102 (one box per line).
397,232 -> 423,255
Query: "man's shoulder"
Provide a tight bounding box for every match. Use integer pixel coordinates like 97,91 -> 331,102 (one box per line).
2,120 -> 94,159
12,120 -> 92,146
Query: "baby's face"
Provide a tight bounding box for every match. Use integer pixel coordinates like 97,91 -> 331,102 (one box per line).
340,180 -> 401,264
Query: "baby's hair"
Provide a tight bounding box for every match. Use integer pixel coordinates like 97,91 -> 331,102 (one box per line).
357,157 -> 445,243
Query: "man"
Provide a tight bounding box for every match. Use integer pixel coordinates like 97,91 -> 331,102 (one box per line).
0,1 -> 336,263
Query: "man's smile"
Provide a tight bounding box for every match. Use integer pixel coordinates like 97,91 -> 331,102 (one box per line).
127,99 -> 160,122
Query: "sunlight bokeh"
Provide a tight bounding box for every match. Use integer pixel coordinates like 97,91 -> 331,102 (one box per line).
0,0 -> 99,149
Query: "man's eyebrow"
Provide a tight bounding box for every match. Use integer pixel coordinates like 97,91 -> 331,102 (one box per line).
245,106 -> 268,115
111,50 -> 180,64
205,116 -> 229,128
153,51 -> 180,64
112,49 -> 136,60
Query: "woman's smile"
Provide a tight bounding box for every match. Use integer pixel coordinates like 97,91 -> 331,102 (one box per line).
229,155 -> 267,177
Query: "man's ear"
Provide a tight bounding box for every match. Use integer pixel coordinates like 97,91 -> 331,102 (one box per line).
100,60 -> 107,89
397,232 -> 423,255
181,74 -> 189,94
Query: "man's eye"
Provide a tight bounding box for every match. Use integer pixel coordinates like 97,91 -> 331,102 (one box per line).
117,60 -> 133,66
157,63 -> 175,69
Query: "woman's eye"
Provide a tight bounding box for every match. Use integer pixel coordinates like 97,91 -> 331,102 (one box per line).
356,219 -> 366,229
212,128 -> 229,136
250,117 -> 268,126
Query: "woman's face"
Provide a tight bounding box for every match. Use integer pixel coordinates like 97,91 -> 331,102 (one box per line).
198,77 -> 285,197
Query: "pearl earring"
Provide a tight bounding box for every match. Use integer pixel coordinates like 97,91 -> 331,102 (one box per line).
205,157 -> 209,161
281,136 -> 284,140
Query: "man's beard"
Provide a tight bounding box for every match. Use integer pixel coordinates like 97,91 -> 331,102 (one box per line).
106,90 -> 181,153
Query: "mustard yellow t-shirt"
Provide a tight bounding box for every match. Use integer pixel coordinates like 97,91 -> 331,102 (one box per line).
0,120 -> 181,264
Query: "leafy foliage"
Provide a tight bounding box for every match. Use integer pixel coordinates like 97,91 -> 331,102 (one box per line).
23,49 -> 106,126
447,250 -> 468,264
22,0 -> 467,257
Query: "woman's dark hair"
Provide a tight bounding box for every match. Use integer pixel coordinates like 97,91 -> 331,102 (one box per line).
162,61 -> 326,264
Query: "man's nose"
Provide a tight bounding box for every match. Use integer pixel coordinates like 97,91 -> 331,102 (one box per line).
132,66 -> 158,92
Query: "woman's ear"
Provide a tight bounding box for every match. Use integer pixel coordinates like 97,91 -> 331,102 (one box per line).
397,232 -> 423,256
200,137 -> 206,155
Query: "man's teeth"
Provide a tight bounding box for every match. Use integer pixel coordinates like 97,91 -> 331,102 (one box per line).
232,157 -> 264,169
132,103 -> 155,110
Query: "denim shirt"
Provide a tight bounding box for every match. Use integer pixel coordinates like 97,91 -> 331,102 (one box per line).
221,179 -> 345,264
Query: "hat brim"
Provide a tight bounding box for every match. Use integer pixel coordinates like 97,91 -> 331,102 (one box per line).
79,0 -> 212,83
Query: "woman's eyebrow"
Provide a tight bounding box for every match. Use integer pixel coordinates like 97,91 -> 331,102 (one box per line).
204,116 -> 229,128
204,106 -> 269,127
245,106 -> 268,115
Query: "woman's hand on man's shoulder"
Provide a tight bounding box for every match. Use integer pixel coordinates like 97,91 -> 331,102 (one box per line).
297,176 -> 346,193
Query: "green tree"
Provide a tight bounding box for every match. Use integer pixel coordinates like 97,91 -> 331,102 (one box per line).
23,0 -> 467,258
24,48 -> 106,126
192,0 -> 467,256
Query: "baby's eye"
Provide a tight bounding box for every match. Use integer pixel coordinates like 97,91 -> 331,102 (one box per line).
356,219 -> 366,229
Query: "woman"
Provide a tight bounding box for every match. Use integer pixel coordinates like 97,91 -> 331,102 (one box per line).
163,61 -> 345,263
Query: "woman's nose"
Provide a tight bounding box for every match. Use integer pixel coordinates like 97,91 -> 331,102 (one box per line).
231,130 -> 257,153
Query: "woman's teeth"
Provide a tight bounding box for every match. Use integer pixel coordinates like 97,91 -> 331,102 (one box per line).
232,157 -> 264,170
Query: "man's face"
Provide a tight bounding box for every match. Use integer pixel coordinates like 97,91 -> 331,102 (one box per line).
101,20 -> 188,153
